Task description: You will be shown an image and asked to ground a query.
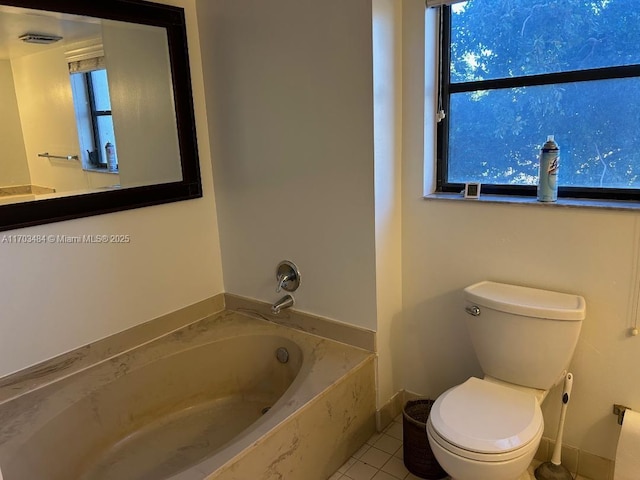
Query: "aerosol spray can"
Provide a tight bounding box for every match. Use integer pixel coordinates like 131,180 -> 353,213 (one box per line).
537,135 -> 559,202
105,142 -> 117,173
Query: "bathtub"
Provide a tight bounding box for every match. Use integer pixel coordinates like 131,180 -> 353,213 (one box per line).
0,311 -> 375,480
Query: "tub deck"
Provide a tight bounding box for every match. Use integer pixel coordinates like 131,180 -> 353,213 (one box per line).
0,310 -> 376,480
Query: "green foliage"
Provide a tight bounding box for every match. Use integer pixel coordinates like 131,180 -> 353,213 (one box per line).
447,0 -> 640,189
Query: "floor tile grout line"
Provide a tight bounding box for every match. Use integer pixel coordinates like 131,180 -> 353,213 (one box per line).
332,414 -> 596,480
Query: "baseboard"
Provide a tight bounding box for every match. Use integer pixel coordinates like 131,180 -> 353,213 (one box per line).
376,389 -> 430,431
376,390 -> 405,431
535,437 -> 615,480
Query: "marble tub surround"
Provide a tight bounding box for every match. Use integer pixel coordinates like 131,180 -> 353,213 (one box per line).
28,185 -> 56,195
0,185 -> 31,196
0,184 -> 55,196
225,293 -> 376,352
207,354 -> 376,480
0,310 -> 375,480
0,294 -> 225,401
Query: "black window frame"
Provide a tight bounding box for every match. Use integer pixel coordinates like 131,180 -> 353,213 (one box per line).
436,6 -> 640,201
85,70 -> 114,167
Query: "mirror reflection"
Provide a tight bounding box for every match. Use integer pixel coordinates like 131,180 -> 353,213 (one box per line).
0,5 -> 183,207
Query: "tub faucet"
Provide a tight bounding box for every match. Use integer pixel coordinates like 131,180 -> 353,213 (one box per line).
271,294 -> 294,315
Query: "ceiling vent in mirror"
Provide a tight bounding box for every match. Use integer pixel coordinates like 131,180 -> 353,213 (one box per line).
19,33 -> 63,44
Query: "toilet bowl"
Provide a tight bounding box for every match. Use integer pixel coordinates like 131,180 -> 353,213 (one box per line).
426,377 -> 543,480
426,281 -> 586,480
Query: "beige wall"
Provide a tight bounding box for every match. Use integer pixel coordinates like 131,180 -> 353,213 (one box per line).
372,0 -> 404,408
0,60 -> 30,187
402,1 -> 638,460
4,0 -> 634,464
11,44 -> 89,193
102,21 -> 182,187
12,19 -> 180,193
197,0 -> 379,330
0,0 -> 224,378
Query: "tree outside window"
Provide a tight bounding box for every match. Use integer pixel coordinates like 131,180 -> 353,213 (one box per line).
438,0 -> 640,199
70,66 -> 118,172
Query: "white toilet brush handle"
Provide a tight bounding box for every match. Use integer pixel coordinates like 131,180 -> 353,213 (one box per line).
551,372 -> 573,466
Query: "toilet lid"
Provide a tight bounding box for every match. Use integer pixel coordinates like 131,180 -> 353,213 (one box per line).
429,377 -> 543,454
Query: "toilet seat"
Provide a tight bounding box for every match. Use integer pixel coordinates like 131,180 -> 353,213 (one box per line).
428,377 -> 543,461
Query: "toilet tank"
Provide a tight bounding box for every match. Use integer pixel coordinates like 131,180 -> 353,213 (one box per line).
463,281 -> 586,391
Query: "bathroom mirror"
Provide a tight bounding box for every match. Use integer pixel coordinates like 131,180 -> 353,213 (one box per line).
0,0 -> 201,231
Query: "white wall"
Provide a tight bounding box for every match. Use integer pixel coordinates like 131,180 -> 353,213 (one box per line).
0,0 -> 224,378
102,21 -> 182,187
0,60 -> 30,187
401,0 -> 640,460
11,45 -> 89,192
6,2 -> 634,462
372,0 -> 404,407
197,0 -> 378,329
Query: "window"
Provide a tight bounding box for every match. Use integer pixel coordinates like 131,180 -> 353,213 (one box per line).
69,62 -> 118,172
436,0 -> 640,200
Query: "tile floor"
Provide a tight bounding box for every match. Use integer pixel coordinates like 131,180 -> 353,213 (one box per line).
328,414 -> 593,480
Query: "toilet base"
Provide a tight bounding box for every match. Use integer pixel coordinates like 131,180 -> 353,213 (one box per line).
447,470 -> 535,480
427,422 -> 538,480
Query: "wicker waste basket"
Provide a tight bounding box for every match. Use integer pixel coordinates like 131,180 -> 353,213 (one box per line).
402,399 -> 447,479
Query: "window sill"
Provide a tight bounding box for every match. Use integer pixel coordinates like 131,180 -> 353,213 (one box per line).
425,192 -> 640,211
83,167 -> 119,175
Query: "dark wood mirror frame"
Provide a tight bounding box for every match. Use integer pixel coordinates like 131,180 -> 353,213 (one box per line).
0,0 -> 202,232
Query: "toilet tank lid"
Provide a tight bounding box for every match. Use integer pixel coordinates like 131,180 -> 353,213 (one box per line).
464,281 -> 586,321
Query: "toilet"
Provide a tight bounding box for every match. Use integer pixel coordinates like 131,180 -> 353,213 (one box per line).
426,281 -> 586,480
